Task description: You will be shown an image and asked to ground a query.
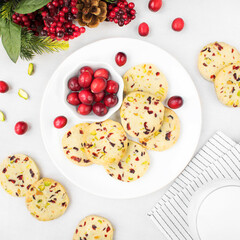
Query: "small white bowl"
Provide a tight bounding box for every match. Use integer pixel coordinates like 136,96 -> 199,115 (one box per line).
63,61 -> 124,123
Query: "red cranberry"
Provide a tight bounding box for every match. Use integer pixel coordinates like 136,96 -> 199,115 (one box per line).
167,96 -> 183,109
91,77 -> 107,93
94,68 -> 109,80
115,52 -> 127,66
78,72 -> 92,88
128,2 -> 135,8
138,22 -> 149,37
78,89 -> 94,105
0,81 -> 9,93
15,121 -> 28,135
53,116 -> 67,129
67,92 -> 81,106
94,92 -> 105,102
93,102 -> 108,116
78,104 -> 92,115
106,80 -> 119,94
172,18 -> 184,32
68,77 -> 81,91
148,0 -> 162,12
80,66 -> 94,76
104,94 -> 118,108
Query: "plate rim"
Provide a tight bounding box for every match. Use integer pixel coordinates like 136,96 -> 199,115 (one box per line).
40,37 -> 202,199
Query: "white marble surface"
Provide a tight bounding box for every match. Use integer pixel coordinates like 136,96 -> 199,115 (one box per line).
0,0 -> 240,239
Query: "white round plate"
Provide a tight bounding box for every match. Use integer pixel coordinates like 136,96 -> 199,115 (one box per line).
40,38 -> 202,199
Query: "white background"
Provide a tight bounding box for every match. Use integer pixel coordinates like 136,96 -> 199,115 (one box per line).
0,0 -> 240,239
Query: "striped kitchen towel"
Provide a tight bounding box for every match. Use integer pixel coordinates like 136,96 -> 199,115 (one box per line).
148,131 -> 240,240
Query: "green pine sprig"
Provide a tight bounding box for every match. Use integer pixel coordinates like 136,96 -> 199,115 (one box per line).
20,29 -> 69,61
103,0 -> 118,4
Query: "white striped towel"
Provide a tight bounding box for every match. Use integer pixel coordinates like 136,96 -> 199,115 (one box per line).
148,131 -> 239,240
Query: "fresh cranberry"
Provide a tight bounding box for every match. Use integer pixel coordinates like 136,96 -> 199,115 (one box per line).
67,92 -> 81,106
94,68 -> 109,79
148,0 -> 162,12
128,2 -> 135,8
172,18 -> 184,32
93,102 -> 108,116
78,89 -> 94,105
104,94 -> 118,108
68,77 -> 81,91
78,103 -> 92,115
71,7 -> 78,14
91,77 -> 107,93
115,52 -> 127,66
15,121 -> 28,135
78,72 -> 92,88
106,80 -> 119,94
53,116 -> 67,129
0,81 -> 9,93
94,92 -> 105,102
80,66 -> 94,76
138,22 -> 149,37
167,96 -> 183,109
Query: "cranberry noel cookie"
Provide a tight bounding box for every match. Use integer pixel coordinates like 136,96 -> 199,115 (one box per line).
62,123 -> 92,167
84,119 -> 128,165
105,140 -> 150,182
0,154 -> 40,197
214,63 -> 240,107
139,107 -> 180,151
123,63 -> 168,101
120,91 -> 165,139
73,215 -> 114,240
198,42 -> 240,82
25,178 -> 69,221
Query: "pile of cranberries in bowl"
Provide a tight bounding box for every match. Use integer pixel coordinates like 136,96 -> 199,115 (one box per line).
67,66 -> 120,117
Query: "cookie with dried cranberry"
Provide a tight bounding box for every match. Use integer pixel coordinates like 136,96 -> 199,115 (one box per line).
25,178 -> 69,221
214,63 -> 240,107
139,107 -> 180,151
73,215 -> 114,240
123,63 -> 168,101
84,119 -> 128,165
105,140 -> 150,182
62,123 -> 92,167
0,154 -> 40,197
198,42 -> 240,82
120,91 -> 165,139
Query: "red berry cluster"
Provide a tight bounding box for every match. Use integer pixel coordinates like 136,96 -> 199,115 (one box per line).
12,12 -> 43,36
67,66 -> 119,117
106,0 -> 136,27
12,0 -> 85,41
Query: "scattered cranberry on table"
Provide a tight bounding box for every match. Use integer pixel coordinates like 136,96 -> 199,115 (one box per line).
168,96 -> 183,109
15,121 -> 28,135
67,66 -> 119,117
138,22 -> 149,37
93,102 -> 108,116
115,52 -> 127,67
0,81 -> 9,93
172,18 -> 184,32
148,0 -> 162,12
53,116 -> 67,129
